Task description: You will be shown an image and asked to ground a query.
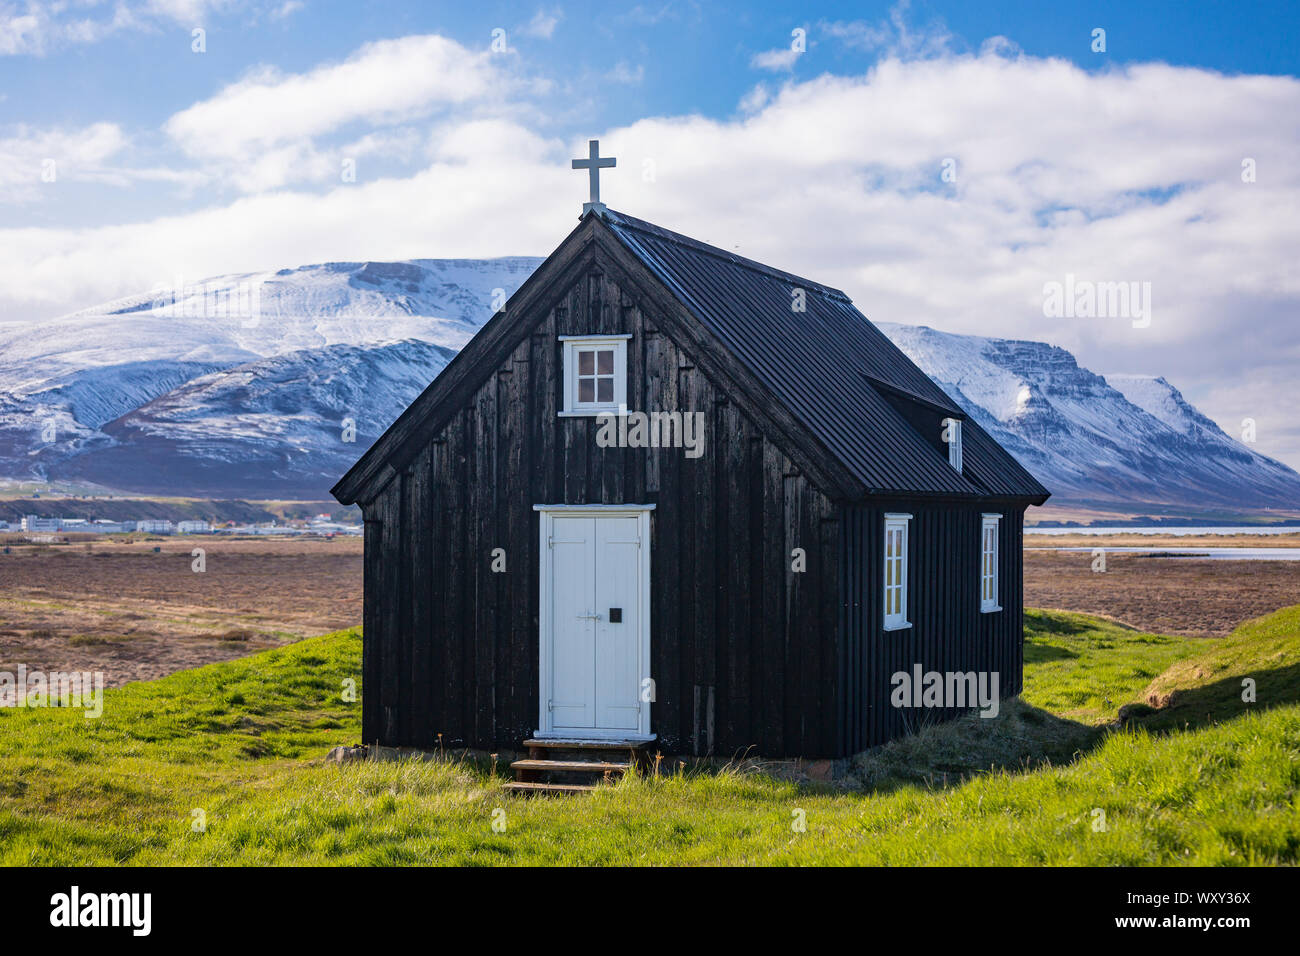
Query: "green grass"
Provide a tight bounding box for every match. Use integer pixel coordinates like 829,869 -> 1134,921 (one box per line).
1,606 -> 1298,865
1124,603 -> 1300,733
1021,608 -> 1206,723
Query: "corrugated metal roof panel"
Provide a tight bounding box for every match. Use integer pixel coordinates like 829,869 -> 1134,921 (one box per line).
604,209 -> 1048,501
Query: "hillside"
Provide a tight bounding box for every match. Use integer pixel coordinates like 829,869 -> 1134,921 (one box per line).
1,606 -> 1297,865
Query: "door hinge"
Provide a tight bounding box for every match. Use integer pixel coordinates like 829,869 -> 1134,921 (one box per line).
547,698 -> 554,711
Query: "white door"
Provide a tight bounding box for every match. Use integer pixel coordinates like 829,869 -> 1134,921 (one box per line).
538,507 -> 651,738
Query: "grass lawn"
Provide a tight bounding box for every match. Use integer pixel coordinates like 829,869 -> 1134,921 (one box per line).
1,606 -> 1297,865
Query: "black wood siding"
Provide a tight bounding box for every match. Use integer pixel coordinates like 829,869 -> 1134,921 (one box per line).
356,232 -> 1031,760
838,502 -> 1025,752
360,255 -> 842,757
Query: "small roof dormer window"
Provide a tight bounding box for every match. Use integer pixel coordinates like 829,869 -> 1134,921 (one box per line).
943,417 -> 963,472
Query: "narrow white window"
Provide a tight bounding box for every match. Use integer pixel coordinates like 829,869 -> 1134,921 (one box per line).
559,335 -> 630,415
980,513 -> 1001,613
943,417 -> 963,472
883,513 -> 911,630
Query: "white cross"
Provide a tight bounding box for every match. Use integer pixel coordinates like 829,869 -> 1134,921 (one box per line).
572,139 -> 616,215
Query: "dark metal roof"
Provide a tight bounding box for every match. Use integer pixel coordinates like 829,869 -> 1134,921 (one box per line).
603,209 -> 1049,501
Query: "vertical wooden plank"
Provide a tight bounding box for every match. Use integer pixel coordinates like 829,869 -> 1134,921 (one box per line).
819,509 -> 839,756
429,438 -> 450,740
407,445 -> 433,746
677,360 -> 701,753
651,332 -> 681,749
376,479 -> 402,745
507,351 -> 534,742
760,440 -> 786,756
723,402 -> 751,747
494,364 -> 515,742
361,509 -> 382,744
444,411 -> 470,746
747,434 -> 767,752
781,465 -> 802,753
473,374 -> 497,745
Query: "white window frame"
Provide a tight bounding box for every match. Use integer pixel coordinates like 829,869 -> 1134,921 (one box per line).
944,417 -> 963,472
883,513 -> 912,631
559,334 -> 630,416
980,513 -> 1002,613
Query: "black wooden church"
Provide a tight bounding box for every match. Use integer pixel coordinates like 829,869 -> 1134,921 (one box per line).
333,142 -> 1049,766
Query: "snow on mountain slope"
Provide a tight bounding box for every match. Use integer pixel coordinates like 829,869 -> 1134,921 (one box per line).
0,257 -> 537,385
0,257 -> 540,488
52,340 -> 458,498
2,256 -> 1297,511
877,323 -> 1300,510
1105,374 -> 1229,440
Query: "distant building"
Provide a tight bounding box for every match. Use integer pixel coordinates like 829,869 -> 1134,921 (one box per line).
176,520 -> 211,534
20,515 -> 62,532
89,520 -> 132,533
135,519 -> 173,534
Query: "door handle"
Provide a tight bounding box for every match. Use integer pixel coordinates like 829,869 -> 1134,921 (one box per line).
576,612 -> 603,621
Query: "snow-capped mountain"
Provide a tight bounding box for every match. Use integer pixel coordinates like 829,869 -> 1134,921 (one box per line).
2,257 -> 1297,512
877,323 -> 1300,511
53,340 -> 459,497
0,257 -> 540,495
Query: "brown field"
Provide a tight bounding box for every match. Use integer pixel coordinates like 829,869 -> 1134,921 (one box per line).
0,535 -> 361,686
1024,549 -> 1300,637
1026,532 -> 1300,549
1,532 -> 1296,686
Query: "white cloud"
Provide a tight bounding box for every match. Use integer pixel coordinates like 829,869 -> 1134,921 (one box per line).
164,34 -> 501,162
738,83 -> 768,114
143,0 -> 229,23
521,8 -> 561,39
0,122 -> 129,199
823,0 -> 954,60
269,0 -> 303,19
0,1 -> 136,55
750,47 -> 799,72
0,0 -> 230,55
3,37 -> 1300,468
606,61 -> 644,85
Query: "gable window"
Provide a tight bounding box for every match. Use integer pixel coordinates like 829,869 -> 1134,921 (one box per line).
980,513 -> 1001,613
883,513 -> 911,630
559,335 -> 630,415
943,417 -> 963,472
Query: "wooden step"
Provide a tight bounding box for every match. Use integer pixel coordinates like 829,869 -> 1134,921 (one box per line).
522,738 -> 652,751
510,759 -> 630,774
503,781 -> 597,795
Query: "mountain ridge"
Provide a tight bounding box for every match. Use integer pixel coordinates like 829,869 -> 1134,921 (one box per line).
1,258 -> 1296,512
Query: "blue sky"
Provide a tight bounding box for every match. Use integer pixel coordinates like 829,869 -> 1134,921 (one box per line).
2,0 -> 1299,469
6,0 -> 1299,227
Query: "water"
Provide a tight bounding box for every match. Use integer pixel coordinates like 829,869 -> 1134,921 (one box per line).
1033,546 -> 1300,561
1027,525 -> 1300,536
